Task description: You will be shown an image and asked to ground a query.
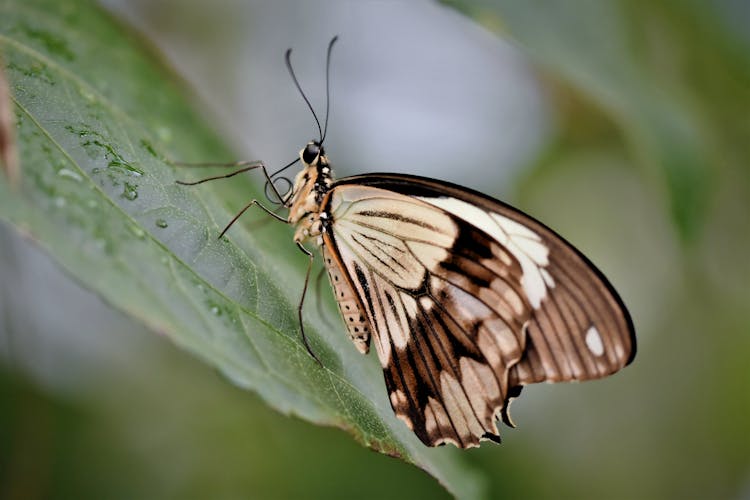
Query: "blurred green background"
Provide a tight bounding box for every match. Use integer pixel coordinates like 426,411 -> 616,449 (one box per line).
2,1 -> 749,499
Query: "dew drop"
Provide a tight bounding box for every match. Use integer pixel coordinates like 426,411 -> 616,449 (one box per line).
129,224 -> 145,239
123,183 -> 138,200
155,218 -> 168,228
57,168 -> 82,182
210,305 -> 221,316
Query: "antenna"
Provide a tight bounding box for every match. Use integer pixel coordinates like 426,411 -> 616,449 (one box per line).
285,36 -> 339,144
285,48 -> 323,142
322,35 -> 338,143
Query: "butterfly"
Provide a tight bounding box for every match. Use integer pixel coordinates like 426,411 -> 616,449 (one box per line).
177,37 -> 636,448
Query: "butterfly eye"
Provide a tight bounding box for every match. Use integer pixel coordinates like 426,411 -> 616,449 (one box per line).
302,143 -> 320,164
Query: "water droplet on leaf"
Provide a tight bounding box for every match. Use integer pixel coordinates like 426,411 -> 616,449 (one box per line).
128,224 -> 145,239
57,168 -> 82,182
123,183 -> 138,200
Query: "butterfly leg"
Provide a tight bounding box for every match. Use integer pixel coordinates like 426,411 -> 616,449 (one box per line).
218,199 -> 287,239
296,241 -> 323,367
174,160 -> 265,184
174,160 -> 291,205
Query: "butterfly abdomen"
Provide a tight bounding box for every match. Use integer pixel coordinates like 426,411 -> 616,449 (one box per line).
322,244 -> 372,354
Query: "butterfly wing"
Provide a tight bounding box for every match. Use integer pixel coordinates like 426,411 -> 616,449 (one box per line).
321,174 -> 636,447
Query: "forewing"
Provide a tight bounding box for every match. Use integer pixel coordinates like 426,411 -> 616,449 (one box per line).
323,185 -> 531,447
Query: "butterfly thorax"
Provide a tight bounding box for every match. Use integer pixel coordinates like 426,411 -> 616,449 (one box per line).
288,142 -> 334,244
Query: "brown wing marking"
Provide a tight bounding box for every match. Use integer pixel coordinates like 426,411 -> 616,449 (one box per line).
323,185 -> 531,447
509,249 -> 634,385
349,259 -> 500,447
332,173 -> 636,386
330,174 -> 634,389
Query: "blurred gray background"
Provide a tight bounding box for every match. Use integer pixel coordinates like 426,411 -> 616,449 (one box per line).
2,1 -> 749,499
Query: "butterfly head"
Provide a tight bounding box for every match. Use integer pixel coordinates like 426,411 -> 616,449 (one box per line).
287,141 -> 334,234
301,141 -> 323,166
299,140 -> 332,178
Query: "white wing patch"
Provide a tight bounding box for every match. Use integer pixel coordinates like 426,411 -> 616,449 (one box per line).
390,390 -> 414,430
585,325 -> 605,356
418,196 -> 554,308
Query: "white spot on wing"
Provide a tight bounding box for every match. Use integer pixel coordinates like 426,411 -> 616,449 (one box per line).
418,295 -> 434,312
419,196 -> 553,308
585,325 -> 605,356
389,292 -> 412,349
390,390 -> 414,430
390,390 -> 406,406
396,413 -> 413,430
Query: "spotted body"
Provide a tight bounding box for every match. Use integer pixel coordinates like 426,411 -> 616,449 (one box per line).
322,244 -> 372,354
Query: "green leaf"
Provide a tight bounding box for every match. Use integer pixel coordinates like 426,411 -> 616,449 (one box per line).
442,0 -> 722,243
0,1 -> 483,497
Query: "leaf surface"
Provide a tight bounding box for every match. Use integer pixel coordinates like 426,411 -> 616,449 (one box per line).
0,1 -> 483,497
